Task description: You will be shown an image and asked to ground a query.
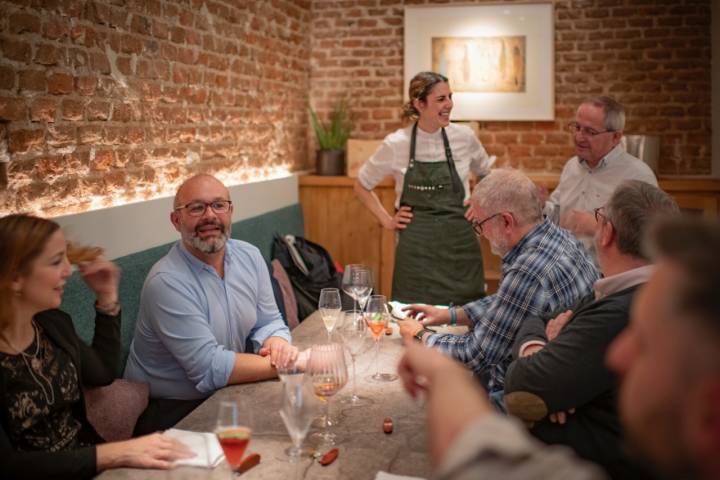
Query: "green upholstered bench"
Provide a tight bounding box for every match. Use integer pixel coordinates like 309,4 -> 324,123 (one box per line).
60,204 -> 304,374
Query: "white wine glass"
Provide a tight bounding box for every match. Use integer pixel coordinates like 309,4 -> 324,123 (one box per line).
215,399 -> 252,476
342,264 -> 373,312
354,268 -> 373,312
308,343 -> 348,447
339,310 -> 371,406
318,288 -> 342,341
365,295 -> 397,382
279,376 -> 318,475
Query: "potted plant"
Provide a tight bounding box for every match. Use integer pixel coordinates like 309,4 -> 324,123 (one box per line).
309,100 -> 352,176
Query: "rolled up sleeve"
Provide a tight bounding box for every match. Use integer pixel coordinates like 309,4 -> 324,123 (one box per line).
357,140 -> 396,191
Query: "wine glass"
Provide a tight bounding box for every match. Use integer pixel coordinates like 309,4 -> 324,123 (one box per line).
339,310 -> 371,406
365,294 -> 397,382
342,264 -> 373,312
215,400 -> 252,475
279,375 -> 318,469
307,343 -> 348,447
318,288 -> 342,341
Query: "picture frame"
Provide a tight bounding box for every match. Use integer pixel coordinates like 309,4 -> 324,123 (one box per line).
404,3 -> 554,121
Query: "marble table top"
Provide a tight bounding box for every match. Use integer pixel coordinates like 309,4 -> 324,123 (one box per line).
99,312 -> 467,480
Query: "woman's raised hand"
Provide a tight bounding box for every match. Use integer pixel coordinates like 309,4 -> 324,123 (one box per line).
78,258 -> 120,305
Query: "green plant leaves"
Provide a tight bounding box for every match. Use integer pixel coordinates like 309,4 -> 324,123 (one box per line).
309,100 -> 352,150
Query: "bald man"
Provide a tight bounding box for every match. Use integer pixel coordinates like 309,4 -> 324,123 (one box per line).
125,174 -> 295,433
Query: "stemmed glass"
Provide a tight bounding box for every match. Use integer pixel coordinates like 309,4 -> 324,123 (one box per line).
215,400 -> 252,476
307,343 -> 348,447
365,295 -> 397,382
342,264 -> 373,312
279,376 -> 318,479
339,310 -> 371,406
318,288 -> 342,341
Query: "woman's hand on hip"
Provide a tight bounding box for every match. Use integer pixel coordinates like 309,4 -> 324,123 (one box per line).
383,206 -> 413,230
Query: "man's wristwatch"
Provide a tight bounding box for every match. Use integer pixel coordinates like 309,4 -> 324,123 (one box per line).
413,328 -> 433,343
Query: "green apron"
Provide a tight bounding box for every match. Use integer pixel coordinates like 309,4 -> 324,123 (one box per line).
391,123 -> 486,305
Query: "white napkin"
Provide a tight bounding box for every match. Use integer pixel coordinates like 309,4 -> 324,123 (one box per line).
375,472 -> 426,480
164,428 -> 224,468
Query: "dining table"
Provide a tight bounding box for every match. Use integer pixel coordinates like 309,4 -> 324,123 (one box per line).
98,311 -> 468,480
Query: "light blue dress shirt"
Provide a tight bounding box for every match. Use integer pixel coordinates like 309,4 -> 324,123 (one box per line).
124,240 -> 291,400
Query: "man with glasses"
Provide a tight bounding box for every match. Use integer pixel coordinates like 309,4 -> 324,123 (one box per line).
545,96 -> 657,252
399,169 -> 598,409
503,181 -> 678,478
125,174 -> 295,433
398,216 -> 720,480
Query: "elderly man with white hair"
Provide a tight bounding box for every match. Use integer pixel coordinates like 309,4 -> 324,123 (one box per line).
399,169 -> 599,408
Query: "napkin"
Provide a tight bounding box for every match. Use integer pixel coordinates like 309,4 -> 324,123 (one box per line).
375,472 -> 426,480
164,428 -> 224,468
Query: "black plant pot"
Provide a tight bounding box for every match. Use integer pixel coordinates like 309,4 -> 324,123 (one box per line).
316,149 -> 346,176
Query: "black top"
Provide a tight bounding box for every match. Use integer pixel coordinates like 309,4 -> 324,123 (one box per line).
0,308 -> 121,480
504,287 -> 659,480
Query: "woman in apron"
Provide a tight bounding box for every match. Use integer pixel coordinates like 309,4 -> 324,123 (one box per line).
354,71 -> 492,305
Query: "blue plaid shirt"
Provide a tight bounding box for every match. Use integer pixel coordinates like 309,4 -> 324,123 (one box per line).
426,219 -> 599,391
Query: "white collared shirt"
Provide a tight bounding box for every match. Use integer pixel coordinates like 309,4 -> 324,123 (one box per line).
546,144 -> 658,221
357,123 -> 492,207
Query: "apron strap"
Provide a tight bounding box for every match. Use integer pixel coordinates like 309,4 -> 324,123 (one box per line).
441,128 -> 463,194
409,122 -> 418,166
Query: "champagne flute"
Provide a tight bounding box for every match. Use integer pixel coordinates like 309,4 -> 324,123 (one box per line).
365,295 -> 397,382
215,400 -> 252,476
308,343 -> 348,447
339,310 -> 371,406
318,288 -> 342,341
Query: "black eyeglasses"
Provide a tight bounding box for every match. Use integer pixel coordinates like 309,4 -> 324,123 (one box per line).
174,200 -> 232,217
567,121 -> 615,138
594,206 -> 609,224
472,212 -> 504,235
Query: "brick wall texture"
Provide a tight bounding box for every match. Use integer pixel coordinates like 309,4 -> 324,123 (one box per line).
310,0 -> 711,175
0,0 -> 712,214
0,0 -> 311,214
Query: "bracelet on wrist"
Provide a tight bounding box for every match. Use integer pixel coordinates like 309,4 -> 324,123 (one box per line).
449,303 -> 457,326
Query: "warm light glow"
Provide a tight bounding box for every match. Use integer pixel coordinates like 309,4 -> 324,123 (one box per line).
31,164 -> 293,218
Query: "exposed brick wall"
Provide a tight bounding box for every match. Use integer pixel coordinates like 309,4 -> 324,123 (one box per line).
0,0 -> 311,215
309,0 -> 711,175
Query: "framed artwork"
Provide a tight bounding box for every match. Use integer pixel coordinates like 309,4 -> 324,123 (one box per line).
404,3 -> 554,121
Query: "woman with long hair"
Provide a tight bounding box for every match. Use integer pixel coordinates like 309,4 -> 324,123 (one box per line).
0,214 -> 192,479
354,71 -> 491,305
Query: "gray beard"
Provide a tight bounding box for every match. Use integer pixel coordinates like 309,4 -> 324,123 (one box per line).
190,232 -> 228,254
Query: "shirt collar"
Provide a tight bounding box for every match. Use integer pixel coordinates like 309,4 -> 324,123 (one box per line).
177,240 -> 228,275
502,218 -> 551,267
594,264 -> 654,300
578,143 -> 624,171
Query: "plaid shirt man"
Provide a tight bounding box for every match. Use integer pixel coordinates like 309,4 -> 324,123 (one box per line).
426,219 -> 599,391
